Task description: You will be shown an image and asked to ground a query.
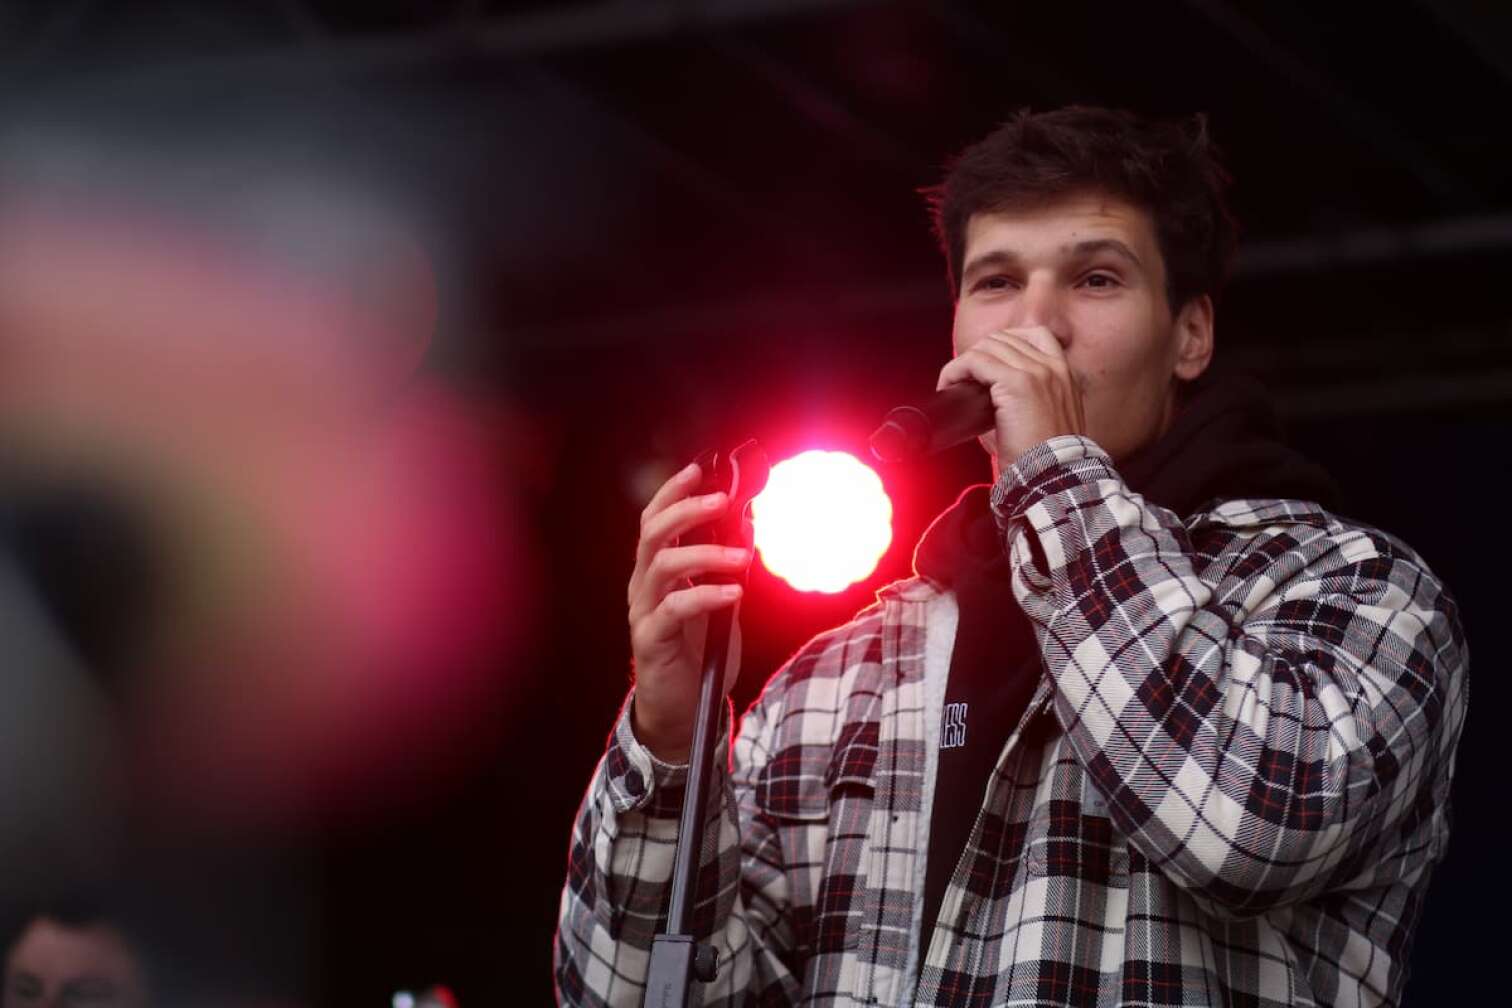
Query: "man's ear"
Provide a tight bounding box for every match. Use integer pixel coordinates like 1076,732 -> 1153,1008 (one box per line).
1172,294 -> 1215,380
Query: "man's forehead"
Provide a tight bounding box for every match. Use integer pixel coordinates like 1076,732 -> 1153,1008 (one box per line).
963,194 -> 1157,253
8,919 -> 138,976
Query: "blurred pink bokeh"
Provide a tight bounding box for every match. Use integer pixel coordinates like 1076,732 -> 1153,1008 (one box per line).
0,181 -> 532,834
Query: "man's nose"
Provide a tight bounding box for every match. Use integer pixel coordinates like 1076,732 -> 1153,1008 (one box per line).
1009,275 -> 1070,346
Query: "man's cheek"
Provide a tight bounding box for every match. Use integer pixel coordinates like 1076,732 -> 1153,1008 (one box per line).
950,325 -> 979,357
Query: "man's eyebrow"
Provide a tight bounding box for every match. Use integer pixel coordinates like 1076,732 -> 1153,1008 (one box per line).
1069,238 -> 1142,266
959,248 -> 1022,280
961,239 -> 1144,281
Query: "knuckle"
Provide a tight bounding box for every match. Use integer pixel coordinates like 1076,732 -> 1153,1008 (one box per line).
630,627 -> 659,662
665,590 -> 695,620
1001,367 -> 1032,387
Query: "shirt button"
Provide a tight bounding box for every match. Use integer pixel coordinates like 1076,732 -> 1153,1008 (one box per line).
625,768 -> 645,797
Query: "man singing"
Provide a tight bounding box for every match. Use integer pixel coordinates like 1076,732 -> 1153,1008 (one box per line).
555,106 -> 1468,1006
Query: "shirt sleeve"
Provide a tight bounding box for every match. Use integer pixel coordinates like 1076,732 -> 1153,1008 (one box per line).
553,685 -> 804,1006
990,435 -> 1469,919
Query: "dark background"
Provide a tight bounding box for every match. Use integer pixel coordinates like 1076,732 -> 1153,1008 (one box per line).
1,1 -> 1506,1003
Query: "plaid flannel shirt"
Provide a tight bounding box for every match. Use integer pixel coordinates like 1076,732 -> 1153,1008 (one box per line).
556,435 -> 1467,1007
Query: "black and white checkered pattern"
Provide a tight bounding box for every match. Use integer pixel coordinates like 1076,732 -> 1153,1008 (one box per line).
556,436 -> 1467,1006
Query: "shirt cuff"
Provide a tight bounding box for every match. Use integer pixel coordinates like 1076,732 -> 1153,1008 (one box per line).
603,687 -> 729,818
989,434 -> 1118,524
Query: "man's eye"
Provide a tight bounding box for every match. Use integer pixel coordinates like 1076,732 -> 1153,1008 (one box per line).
1082,272 -> 1120,288
975,275 -> 1014,292
59,978 -> 120,1007
9,975 -> 43,1000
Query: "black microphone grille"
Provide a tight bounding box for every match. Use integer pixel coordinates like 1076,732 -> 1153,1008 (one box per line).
869,405 -> 930,463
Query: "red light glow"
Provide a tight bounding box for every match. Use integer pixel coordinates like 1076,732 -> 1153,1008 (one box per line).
751,450 -> 892,593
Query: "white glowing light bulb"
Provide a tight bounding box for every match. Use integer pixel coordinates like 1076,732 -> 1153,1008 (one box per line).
750,450 -> 893,593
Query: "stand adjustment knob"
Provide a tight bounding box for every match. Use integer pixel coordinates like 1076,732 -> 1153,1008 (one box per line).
693,944 -> 718,983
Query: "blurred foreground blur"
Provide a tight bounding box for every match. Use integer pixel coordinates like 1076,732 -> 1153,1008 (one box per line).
0,128 -> 527,1005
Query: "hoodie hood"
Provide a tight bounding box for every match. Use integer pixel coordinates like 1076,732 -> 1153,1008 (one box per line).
915,368 -> 1344,588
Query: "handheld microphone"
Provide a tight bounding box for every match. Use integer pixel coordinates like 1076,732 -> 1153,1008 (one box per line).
869,382 -> 994,463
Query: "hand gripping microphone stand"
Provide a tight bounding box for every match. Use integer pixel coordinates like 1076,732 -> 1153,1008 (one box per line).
644,440 -> 769,1008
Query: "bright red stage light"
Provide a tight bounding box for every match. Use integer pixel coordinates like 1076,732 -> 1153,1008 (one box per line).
750,450 -> 892,593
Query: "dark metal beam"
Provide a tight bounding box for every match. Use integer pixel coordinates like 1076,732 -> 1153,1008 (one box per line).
1249,369 -> 1512,419
467,0 -> 875,54
4,0 -> 879,99
1181,0 -> 1481,210
1236,212 -> 1512,274
1411,0 -> 1512,89
709,32 -> 931,181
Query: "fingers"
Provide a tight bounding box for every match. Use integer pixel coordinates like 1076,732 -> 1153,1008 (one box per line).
630,543 -> 751,620
936,339 -> 1043,393
1009,325 -> 1067,360
637,490 -> 730,567
972,328 -> 1065,371
641,460 -> 702,524
631,582 -> 743,652
977,333 -> 1068,382
937,329 -> 1070,392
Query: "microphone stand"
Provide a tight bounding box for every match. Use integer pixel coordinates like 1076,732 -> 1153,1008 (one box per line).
643,441 -> 767,1008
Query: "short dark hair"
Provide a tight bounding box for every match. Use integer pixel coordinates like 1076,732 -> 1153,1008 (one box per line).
2,896 -> 112,960
0,892 -> 148,966
925,106 -> 1239,311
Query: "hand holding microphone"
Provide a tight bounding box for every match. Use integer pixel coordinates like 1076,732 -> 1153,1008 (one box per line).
871,327 -> 1086,464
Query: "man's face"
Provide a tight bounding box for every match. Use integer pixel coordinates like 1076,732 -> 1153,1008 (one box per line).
950,191 -> 1212,466
3,918 -> 147,1008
